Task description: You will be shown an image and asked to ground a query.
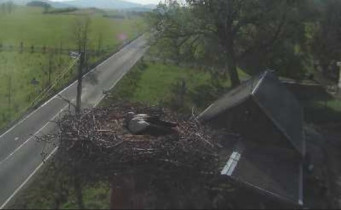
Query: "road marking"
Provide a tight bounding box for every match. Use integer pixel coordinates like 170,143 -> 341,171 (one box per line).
0,36 -> 143,140
92,47 -> 148,107
0,146 -> 58,209
0,36 -> 146,209
0,105 -> 68,166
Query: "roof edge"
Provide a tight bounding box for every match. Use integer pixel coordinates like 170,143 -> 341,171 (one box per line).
250,94 -> 304,156
197,95 -> 252,122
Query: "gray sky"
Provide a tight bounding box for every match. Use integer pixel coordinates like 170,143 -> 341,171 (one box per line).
50,0 -> 161,5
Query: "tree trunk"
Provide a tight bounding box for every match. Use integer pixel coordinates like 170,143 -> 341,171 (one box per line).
220,28 -> 241,88
226,51 -> 241,88
74,175 -> 84,209
76,52 -> 84,114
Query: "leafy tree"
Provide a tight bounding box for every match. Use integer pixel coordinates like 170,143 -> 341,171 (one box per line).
1,1 -> 15,14
148,0 -> 307,87
72,15 -> 91,114
310,0 -> 341,81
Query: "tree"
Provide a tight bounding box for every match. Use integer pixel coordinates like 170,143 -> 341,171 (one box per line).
1,1 -> 15,14
97,32 -> 103,55
310,0 -> 341,81
149,0 -> 306,87
72,15 -> 91,115
26,1 -> 51,12
6,1 -> 14,14
71,15 -> 91,209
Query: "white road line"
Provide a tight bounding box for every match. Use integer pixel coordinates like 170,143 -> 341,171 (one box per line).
0,37 -> 142,140
0,36 -> 146,209
92,47 -> 147,107
92,64 -> 130,107
0,104 -> 68,166
0,146 -> 58,209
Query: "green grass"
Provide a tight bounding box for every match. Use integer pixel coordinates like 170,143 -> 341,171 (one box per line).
8,164 -> 111,209
303,99 -> 341,124
60,182 -> 111,209
0,51 -> 76,128
101,61 -> 249,112
0,6 -> 145,49
0,6 -> 146,129
133,63 -> 211,104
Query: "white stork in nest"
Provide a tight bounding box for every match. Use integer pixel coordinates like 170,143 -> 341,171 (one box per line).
126,112 -> 178,136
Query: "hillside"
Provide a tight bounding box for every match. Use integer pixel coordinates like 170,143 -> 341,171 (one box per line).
64,0 -> 155,10
0,0 -> 71,8
0,0 -> 156,10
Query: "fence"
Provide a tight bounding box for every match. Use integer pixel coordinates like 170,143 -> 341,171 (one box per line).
0,33 -> 143,133
0,42 -> 119,56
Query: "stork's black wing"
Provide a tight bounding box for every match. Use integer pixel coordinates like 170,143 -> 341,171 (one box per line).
146,116 -> 177,127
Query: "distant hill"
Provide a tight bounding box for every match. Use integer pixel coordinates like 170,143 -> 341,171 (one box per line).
1,0 -> 156,10
0,0 -> 72,8
27,1 -> 51,8
63,0 -> 155,10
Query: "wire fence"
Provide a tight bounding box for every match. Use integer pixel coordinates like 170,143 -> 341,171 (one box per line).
0,42 -> 120,56
0,33 -> 143,132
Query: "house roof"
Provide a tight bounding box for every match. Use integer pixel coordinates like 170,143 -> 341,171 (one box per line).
198,71 -> 305,156
219,141 -> 304,206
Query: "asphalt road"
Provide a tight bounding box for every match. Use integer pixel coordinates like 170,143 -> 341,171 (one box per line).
0,35 -> 148,208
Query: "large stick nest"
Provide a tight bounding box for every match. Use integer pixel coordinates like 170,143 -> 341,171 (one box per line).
45,102 -> 235,182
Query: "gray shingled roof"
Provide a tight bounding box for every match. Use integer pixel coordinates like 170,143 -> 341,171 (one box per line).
198,71 -> 305,156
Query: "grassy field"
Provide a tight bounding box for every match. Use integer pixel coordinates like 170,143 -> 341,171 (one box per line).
0,51 -> 76,128
0,6 -> 146,129
101,61 -> 250,113
0,6 -> 145,49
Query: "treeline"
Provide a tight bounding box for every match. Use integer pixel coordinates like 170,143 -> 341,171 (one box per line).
103,10 -> 146,20
44,7 -> 78,14
26,1 -> 78,14
103,14 -> 125,19
148,0 -> 341,86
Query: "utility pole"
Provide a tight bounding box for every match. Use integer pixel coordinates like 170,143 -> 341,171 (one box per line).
337,61 -> 341,96
76,52 -> 84,114
48,52 -> 53,87
8,74 -> 11,107
73,15 -> 90,116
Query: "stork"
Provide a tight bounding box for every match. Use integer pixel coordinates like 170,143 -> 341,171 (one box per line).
126,112 -> 178,136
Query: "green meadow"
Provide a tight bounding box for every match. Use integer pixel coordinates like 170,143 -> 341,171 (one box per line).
0,6 -> 146,129
0,6 -> 145,48
101,61 -> 250,113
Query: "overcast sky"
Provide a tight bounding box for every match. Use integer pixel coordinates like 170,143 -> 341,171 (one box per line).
50,0 -> 161,5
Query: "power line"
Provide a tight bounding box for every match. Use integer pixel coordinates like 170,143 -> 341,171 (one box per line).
23,56 -> 80,112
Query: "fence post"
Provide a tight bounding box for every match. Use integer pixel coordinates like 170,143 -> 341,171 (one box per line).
19,41 -> 23,53
337,61 -> 341,96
